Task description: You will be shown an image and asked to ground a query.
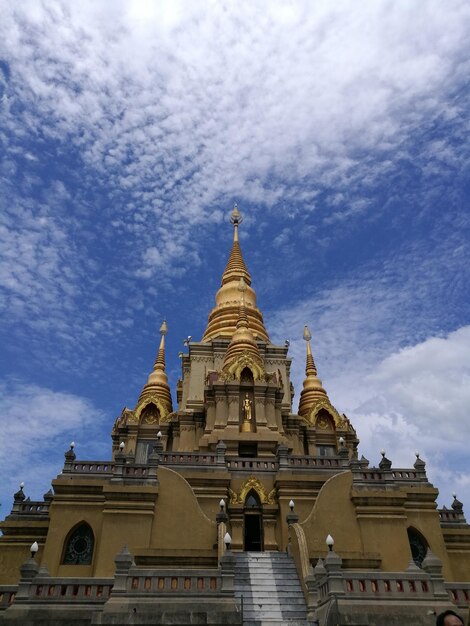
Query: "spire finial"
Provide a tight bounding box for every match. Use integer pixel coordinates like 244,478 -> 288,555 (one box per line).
154,320 -> 167,370
303,325 -> 312,342
303,325 -> 317,376
230,203 -> 243,242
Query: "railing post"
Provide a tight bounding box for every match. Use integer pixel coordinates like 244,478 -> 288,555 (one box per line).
111,450 -> 126,483
422,549 -> 449,601
112,545 -> 134,594
216,440 -> 227,467
220,550 -> 235,592
63,444 -> 76,473
277,443 -> 289,469
14,556 -> 39,601
324,549 -> 345,598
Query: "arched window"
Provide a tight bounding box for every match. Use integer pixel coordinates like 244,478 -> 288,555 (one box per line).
407,527 -> 428,567
62,523 -> 94,565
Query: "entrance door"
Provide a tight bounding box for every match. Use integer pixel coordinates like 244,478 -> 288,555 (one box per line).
244,513 -> 263,551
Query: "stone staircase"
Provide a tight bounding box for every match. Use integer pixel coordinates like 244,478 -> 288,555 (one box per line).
233,551 -> 311,625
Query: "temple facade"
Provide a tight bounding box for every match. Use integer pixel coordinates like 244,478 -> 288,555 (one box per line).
0,206 -> 469,625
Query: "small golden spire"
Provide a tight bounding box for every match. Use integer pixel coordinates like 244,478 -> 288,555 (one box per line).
298,324 -> 328,418
136,319 -> 173,416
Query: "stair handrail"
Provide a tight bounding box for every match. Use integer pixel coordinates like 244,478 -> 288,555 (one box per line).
288,521 -> 319,621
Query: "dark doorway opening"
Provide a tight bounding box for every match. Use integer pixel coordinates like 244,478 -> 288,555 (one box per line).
238,443 -> 258,457
244,514 -> 263,551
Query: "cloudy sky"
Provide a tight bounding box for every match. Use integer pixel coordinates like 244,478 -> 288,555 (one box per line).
1,1 -> 469,518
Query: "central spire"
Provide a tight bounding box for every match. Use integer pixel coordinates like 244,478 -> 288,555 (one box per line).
202,204 -> 269,342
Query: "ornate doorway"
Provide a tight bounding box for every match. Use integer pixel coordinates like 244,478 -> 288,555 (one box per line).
244,490 -> 263,551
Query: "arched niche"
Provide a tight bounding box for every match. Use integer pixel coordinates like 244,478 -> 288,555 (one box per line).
315,408 -> 335,432
240,367 -> 255,386
62,522 -> 94,565
140,402 -> 160,425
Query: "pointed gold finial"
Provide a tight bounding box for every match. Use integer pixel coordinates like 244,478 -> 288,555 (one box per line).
230,203 -> 243,242
303,325 -> 317,375
154,321 -> 167,369
303,325 -> 312,342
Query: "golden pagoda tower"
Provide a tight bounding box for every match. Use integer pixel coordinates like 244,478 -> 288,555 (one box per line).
135,319 -> 173,420
202,204 -> 269,342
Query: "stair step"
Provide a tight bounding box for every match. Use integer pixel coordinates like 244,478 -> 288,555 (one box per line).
233,552 -> 308,624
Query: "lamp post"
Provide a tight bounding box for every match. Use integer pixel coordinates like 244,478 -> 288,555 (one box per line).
224,532 -> 232,551
326,534 -> 334,552
30,541 -> 39,559
286,499 -> 299,525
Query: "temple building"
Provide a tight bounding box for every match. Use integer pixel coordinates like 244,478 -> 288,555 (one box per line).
0,206 -> 469,625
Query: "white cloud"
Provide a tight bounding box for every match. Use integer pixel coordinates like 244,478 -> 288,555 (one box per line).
0,380 -> 107,512
278,314 -> 470,508
1,0 -> 469,277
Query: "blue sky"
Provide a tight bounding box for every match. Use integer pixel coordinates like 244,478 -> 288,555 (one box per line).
1,1 -> 469,517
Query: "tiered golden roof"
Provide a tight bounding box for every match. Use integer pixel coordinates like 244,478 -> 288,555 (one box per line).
135,320 -> 173,419
202,205 -> 269,342
298,325 -> 329,418
221,278 -> 265,380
